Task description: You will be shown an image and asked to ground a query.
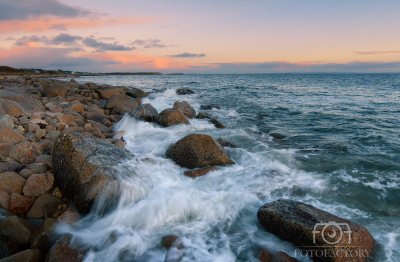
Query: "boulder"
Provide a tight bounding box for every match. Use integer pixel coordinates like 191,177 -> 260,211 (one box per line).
57,210 -> 79,225
104,94 -> 139,110
130,103 -> 158,122
200,104 -> 220,110
0,143 -> 12,157
99,87 -> 124,99
0,100 -> 25,118
0,163 -> 24,173
47,84 -> 66,98
0,125 -> 27,144
0,249 -> 41,262
56,114 -> 77,125
216,138 -> 238,148
166,134 -> 234,169
0,216 -> 37,245
46,233 -> 85,262
157,108 -> 190,127
23,173 -> 54,198
29,218 -> 57,250
9,142 -> 42,162
68,101 -> 84,113
126,88 -> 147,98
0,191 -> 10,211
257,199 -> 375,262
176,89 -> 194,95
0,115 -> 14,129
173,101 -> 196,119
111,105 -> 131,115
210,117 -> 225,128
53,134 -> 135,213
9,193 -> 34,214
26,194 -> 64,219
161,235 -> 184,250
183,166 -> 217,178
0,172 -> 26,194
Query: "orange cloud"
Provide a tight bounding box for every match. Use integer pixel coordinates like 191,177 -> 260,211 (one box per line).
0,17 -> 162,33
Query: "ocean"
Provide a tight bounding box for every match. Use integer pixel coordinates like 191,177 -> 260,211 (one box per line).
60,74 -> 400,261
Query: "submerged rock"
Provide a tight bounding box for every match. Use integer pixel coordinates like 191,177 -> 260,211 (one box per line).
166,134 -> 234,169
53,134 -> 135,213
46,233 -> 86,262
216,138 -> 238,148
200,104 -> 220,110
196,112 -> 211,119
257,199 -> 375,262
130,103 -> 158,122
157,108 -> 190,127
161,235 -> 184,250
176,89 -> 194,95
173,101 -> 196,119
183,166 -> 217,178
210,117 -> 225,128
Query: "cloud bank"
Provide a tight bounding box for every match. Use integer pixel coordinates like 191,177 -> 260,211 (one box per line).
168,52 -> 206,58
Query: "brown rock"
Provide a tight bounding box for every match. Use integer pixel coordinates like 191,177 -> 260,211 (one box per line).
0,216 -> 37,245
271,252 -> 300,262
99,87 -> 124,99
19,169 -> 36,179
196,112 -> 211,119
56,114 -> 77,125
126,88 -> 147,98
173,101 -> 196,119
0,249 -> 41,262
0,125 -> 27,144
210,117 -> 225,128
0,100 -> 25,118
52,187 -> 62,198
0,191 -> 10,211
111,105 -> 131,115
36,129 -> 46,139
0,114 -> 14,129
257,199 -> 375,262
176,89 -> 194,95
27,163 -> 48,174
161,235 -> 184,250
28,124 -> 40,133
166,134 -> 234,169
20,157 -> 35,165
9,142 -> 42,162
46,233 -> 86,262
183,166 -> 217,178
29,218 -> 57,250
0,162 -> 24,173
0,171 -> 26,194
47,84 -> 66,98
23,173 -> 54,198
26,194 -> 64,219
35,155 -> 53,169
130,103 -> 158,122
0,143 -> 12,157
68,101 -> 84,113
9,193 -> 34,214
57,210 -> 79,225
157,108 -> 190,127
259,248 -> 273,262
104,94 -> 139,110
216,138 -> 238,148
87,104 -> 104,114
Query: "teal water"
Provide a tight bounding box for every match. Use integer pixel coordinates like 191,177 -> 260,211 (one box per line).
64,74 -> 400,261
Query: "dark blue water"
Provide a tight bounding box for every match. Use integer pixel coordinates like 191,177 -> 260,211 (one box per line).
65,74 -> 400,262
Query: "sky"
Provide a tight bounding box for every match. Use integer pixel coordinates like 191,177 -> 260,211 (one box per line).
1,0 -> 400,73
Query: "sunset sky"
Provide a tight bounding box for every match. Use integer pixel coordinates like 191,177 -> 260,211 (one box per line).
1,0 -> 400,73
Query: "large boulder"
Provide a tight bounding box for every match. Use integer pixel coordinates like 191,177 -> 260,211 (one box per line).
166,134 -> 234,169
98,87 -> 124,99
173,101 -> 196,119
104,94 -> 139,110
53,134 -> 135,213
157,108 -> 190,127
126,88 -> 147,98
257,199 -> 375,262
130,103 -> 158,122
0,125 -> 27,144
0,100 -> 25,118
47,84 -> 66,98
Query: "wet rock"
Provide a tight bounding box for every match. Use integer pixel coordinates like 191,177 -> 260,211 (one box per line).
0,191 -> 10,211
157,108 -> 190,127
104,94 -> 139,110
9,142 -> 42,162
0,163 -> 24,173
26,218 -> 45,227
270,252 -> 299,262
111,105 -> 131,115
183,166 -> 217,178
161,235 -> 184,250
99,87 -> 124,99
0,172 -> 26,194
0,100 -> 25,118
23,173 -> 54,198
9,193 -> 34,214
53,134 -> 135,213
130,103 -> 158,122
126,88 -> 147,98
0,249 -> 41,262
200,104 -> 220,110
46,233 -> 86,262
0,216 -> 37,245
0,143 -> 12,158
173,101 -> 196,119
47,84 -> 66,98
210,117 -> 225,128
176,89 -> 194,95
0,115 -> 14,129
258,248 -> 273,262
257,199 -> 375,262
166,134 -> 234,169
57,210 -> 79,225
269,133 -> 286,140
0,125 -> 27,144
26,194 -> 64,219
216,138 -> 238,148
29,218 -> 57,251
196,112 -> 211,119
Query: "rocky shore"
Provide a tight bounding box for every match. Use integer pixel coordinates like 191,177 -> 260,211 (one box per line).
0,75 -> 375,261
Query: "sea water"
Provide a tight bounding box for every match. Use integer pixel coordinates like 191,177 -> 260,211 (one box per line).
59,74 -> 400,261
